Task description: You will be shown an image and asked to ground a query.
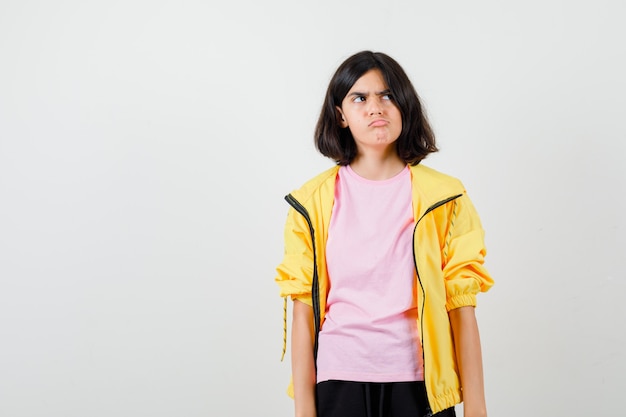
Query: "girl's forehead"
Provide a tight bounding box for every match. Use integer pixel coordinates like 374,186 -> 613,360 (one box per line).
350,69 -> 387,91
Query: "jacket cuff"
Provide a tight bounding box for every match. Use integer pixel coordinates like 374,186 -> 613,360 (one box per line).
291,294 -> 313,306
445,293 -> 477,311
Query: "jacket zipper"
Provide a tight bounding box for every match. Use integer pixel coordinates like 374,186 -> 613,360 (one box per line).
285,194 -> 321,368
413,193 -> 463,417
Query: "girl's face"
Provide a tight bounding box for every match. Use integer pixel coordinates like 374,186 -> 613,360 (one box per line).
336,69 -> 403,155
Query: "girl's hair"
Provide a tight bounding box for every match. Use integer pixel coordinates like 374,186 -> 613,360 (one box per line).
314,51 -> 438,166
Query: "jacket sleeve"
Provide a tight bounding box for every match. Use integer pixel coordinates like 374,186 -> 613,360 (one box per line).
275,206 -> 314,306
442,192 -> 494,311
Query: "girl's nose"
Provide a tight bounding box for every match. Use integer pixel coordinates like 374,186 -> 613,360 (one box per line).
368,99 -> 383,115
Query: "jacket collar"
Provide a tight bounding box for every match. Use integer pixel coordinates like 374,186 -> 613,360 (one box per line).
290,163 -> 465,218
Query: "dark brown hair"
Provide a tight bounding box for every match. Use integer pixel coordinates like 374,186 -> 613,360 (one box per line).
314,51 -> 438,166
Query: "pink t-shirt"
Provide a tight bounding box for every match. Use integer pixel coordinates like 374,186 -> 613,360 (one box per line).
316,165 -> 424,383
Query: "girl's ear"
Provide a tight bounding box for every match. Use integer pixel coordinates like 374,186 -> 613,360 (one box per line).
336,106 -> 348,128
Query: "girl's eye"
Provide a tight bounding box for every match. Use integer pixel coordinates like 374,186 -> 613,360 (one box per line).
353,96 -> 365,103
382,94 -> 392,100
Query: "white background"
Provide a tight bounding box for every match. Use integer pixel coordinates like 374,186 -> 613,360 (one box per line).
1,1 -> 624,416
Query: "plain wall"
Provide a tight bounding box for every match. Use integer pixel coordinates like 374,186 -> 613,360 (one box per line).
1,1 -> 624,416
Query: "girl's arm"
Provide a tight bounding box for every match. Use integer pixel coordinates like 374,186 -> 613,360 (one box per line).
292,299 -> 317,417
449,306 -> 487,417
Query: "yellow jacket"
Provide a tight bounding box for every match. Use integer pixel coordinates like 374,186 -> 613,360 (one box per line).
275,164 -> 494,414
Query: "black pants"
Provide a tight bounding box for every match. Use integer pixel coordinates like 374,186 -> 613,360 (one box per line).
316,380 -> 456,417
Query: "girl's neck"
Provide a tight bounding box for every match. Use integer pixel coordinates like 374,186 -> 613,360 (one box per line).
349,152 -> 406,181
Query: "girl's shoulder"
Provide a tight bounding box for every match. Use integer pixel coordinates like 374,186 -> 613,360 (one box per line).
409,164 -> 466,196
288,165 -> 340,204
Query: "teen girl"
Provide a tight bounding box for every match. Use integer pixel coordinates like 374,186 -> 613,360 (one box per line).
275,50 -> 494,417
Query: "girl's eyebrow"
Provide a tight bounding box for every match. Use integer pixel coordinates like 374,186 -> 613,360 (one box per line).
347,89 -> 391,97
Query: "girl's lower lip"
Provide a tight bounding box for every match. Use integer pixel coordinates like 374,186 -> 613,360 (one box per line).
370,120 -> 387,127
